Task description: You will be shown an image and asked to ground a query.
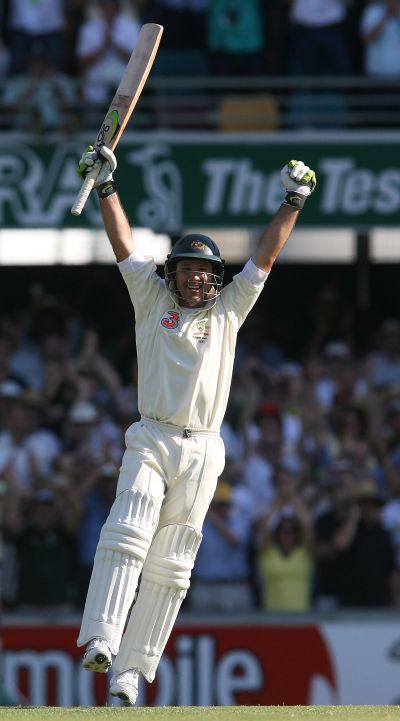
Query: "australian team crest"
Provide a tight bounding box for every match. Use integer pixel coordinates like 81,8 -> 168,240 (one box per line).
161,310 -> 180,329
191,240 -> 206,251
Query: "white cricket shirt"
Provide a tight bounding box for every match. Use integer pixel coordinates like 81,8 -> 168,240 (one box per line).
119,256 -> 267,431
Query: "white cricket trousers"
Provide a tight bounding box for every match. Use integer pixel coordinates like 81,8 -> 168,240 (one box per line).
78,417 -> 225,682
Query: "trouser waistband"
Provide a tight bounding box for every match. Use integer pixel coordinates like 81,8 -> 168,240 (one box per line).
141,416 -> 220,438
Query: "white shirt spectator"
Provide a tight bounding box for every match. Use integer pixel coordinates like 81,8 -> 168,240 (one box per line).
9,0 -> 64,34
290,0 -> 347,27
241,453 -> 275,520
361,3 -> 400,77
0,429 -> 61,492
76,13 -> 141,104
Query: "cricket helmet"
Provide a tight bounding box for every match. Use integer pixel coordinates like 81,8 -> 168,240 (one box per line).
165,233 -> 225,306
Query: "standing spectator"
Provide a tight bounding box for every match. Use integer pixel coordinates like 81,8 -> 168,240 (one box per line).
360,0 -> 400,78
207,0 -> 265,77
256,493 -> 314,612
0,385 -> 61,494
73,462 -> 120,607
287,0 -> 352,75
6,0 -> 66,75
3,485 -> 78,611
314,460 -> 357,608
367,319 -> 400,391
332,479 -> 400,607
75,0 -> 141,108
189,480 -> 255,612
143,0 -> 209,53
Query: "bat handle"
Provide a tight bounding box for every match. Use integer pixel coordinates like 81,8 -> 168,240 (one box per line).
70,167 -> 100,216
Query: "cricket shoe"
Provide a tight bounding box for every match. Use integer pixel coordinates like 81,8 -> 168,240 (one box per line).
110,668 -> 140,706
83,638 -> 112,673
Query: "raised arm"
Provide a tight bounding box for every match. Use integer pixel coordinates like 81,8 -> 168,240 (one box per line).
78,146 -> 134,261
252,160 -> 316,273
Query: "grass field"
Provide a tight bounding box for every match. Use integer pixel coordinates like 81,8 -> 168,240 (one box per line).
0,707 -> 399,721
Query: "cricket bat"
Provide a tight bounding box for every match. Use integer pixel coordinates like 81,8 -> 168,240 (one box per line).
71,22 -> 163,216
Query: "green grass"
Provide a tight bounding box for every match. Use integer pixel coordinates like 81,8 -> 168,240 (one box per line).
0,707 -> 400,721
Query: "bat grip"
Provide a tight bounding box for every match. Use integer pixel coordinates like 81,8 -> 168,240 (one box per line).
71,166 -> 100,216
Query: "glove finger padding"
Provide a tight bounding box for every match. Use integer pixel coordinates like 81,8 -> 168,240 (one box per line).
77,145 -> 98,181
98,145 -> 117,172
281,159 -> 316,209
77,144 -> 117,186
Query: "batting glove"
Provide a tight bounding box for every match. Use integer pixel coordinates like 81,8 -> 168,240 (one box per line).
281,160 -> 316,210
77,145 -> 117,186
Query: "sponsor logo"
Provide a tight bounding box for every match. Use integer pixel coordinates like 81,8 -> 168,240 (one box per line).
2,626 -> 338,707
96,110 -> 120,147
161,311 -> 180,329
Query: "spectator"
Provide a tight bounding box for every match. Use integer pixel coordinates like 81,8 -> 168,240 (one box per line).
3,486 -> 78,611
330,478 -> 400,607
207,0 -> 265,77
313,341 -> 367,412
75,0 -> 141,108
6,0 -> 66,75
287,0 -> 352,76
360,0 -> 400,78
144,0 -> 208,48
241,403 -> 284,520
189,479 -> 255,612
314,459 -> 358,608
1,51 -> 77,132
63,399 -> 122,467
0,384 -> 61,494
256,490 -> 314,612
367,319 -> 400,391
73,462 -> 120,607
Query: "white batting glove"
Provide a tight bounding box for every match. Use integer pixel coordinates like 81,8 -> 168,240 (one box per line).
77,145 -> 117,186
281,160 -> 316,210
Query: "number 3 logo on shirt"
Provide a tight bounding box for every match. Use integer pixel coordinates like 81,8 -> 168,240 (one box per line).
161,311 -> 180,329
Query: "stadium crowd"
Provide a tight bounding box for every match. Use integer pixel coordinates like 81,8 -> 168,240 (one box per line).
0,0 -> 399,131
1,0 -> 400,617
2,283 -> 400,615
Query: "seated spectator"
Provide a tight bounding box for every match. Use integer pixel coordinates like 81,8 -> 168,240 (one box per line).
75,0 -> 141,108
360,0 -> 400,78
6,0 -> 66,75
256,492 -> 314,612
189,479 -> 255,612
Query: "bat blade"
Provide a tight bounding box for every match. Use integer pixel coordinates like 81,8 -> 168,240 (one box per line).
71,22 -> 163,216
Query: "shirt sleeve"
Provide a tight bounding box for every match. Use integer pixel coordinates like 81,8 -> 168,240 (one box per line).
219,259 -> 269,328
118,254 -> 166,324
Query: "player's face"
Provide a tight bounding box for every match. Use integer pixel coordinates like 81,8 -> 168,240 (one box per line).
175,259 -> 215,307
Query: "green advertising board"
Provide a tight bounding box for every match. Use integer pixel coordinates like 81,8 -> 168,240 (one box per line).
1,132 -> 400,230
